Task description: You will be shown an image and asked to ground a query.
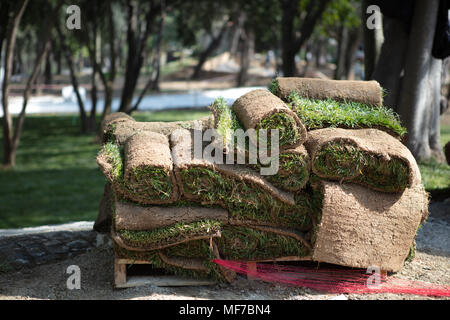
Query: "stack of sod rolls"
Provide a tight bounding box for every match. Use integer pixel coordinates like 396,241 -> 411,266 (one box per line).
95,77 -> 428,283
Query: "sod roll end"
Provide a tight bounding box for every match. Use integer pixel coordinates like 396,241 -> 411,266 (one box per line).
231,89 -> 307,149
274,77 -> 383,107
312,181 -> 428,272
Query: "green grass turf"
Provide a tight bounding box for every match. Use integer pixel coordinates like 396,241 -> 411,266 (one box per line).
285,91 -> 406,138
180,166 -> 314,230
0,110 -> 209,229
210,98 -> 308,191
116,224 -> 310,282
216,225 -> 308,260
313,141 -> 410,193
118,219 -> 222,248
99,141 -> 174,202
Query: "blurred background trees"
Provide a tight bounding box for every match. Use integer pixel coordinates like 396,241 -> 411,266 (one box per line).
0,0 -> 449,167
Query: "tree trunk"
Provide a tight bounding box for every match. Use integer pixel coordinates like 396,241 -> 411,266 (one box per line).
118,0 -> 161,113
229,11 -> 245,58
334,25 -> 349,80
362,0 -> 384,80
150,8 -> 165,92
191,18 -> 229,80
280,0 -> 298,76
397,0 -> 440,161
44,48 -> 52,84
2,0 -> 29,167
315,37 -> 325,68
236,29 -> 254,87
56,23 -> 88,133
344,28 -> 362,80
372,16 -> 409,110
2,0 -> 62,166
280,0 -> 330,77
100,0 -> 117,120
428,58 -> 445,162
87,19 -> 102,133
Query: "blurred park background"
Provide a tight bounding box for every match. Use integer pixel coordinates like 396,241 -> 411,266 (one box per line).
0,0 -> 449,229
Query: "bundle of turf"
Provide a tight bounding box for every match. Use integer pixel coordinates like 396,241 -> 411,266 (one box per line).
112,200 -> 312,282
270,78 -> 406,139
97,131 -> 179,205
311,180 -> 428,272
231,89 -> 307,150
102,111 -> 214,145
210,97 -> 310,192
95,73 -> 427,286
271,77 -> 383,107
305,128 -> 421,193
114,224 -> 311,283
170,128 -> 317,231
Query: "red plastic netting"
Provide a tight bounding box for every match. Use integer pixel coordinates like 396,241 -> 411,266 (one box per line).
213,259 -> 450,297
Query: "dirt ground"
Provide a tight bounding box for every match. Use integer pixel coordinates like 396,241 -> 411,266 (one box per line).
0,203 -> 449,301
0,246 -> 448,300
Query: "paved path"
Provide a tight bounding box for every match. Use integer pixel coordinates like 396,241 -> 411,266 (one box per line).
0,222 -> 103,272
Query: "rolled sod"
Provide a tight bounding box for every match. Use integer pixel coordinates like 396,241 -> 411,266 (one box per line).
209,97 -> 242,150
113,219 -> 223,251
272,77 -> 383,107
305,128 -> 421,193
258,145 -> 310,192
97,131 -> 179,205
312,181 -> 428,272
282,90 -> 405,139
231,89 -> 307,150
170,128 -> 317,231
114,200 -> 228,231
210,98 -> 310,192
114,223 -> 312,282
102,112 -> 214,145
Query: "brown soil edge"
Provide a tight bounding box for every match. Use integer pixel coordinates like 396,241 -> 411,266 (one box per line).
170,128 -> 296,206
157,251 -> 209,272
312,181 -> 429,272
114,201 -> 228,231
231,89 -> 307,149
275,77 -> 383,107
305,128 -> 422,191
102,112 -> 214,145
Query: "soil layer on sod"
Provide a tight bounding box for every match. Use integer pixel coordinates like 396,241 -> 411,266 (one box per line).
210,98 -> 310,192
102,112 -> 213,145
231,89 -> 307,150
271,77 -> 383,107
305,128 -> 421,193
114,199 -> 228,230
312,181 -> 428,272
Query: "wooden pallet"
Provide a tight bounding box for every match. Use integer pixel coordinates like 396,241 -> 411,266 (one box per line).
114,250 -> 313,288
114,256 -> 217,288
